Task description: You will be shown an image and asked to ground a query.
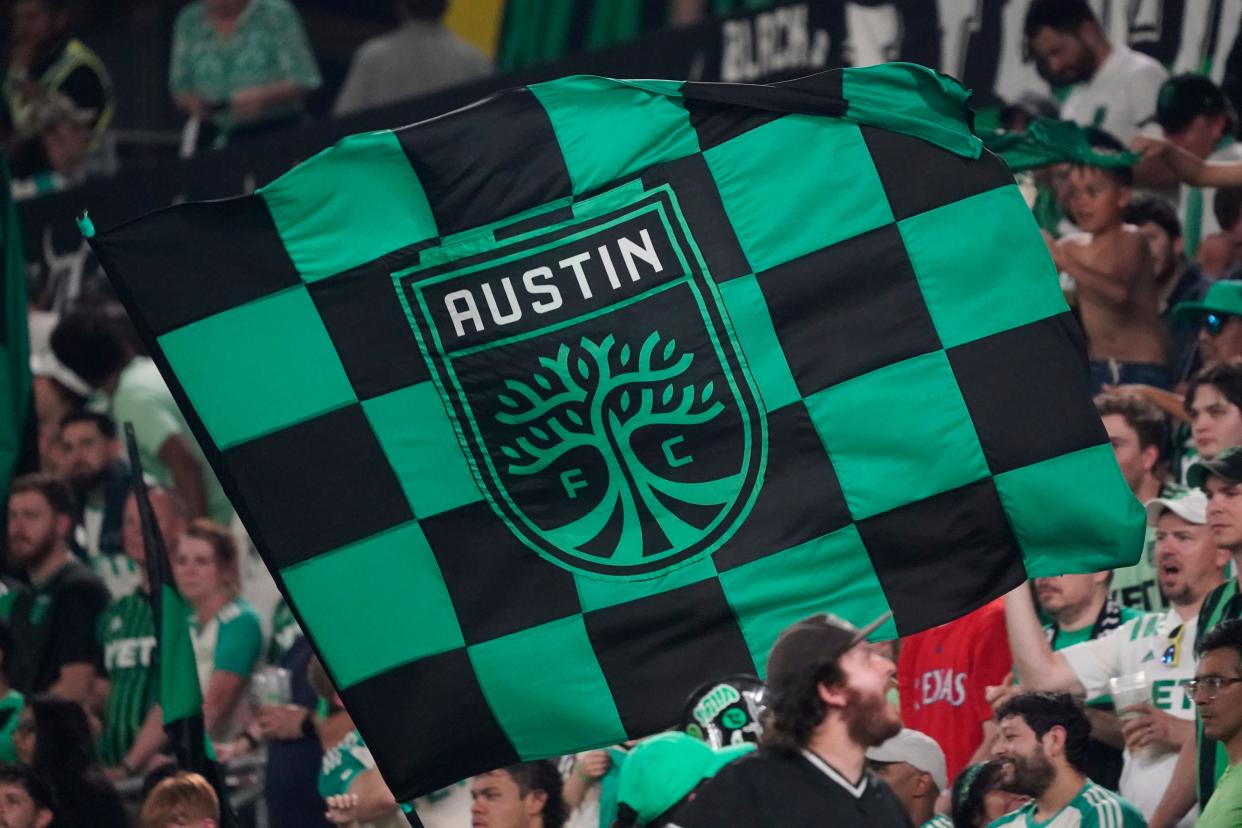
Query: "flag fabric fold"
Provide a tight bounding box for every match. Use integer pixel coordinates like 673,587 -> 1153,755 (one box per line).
983,118 -> 1141,172
124,424 -> 235,825
89,62 -> 1143,799
0,162 -> 32,492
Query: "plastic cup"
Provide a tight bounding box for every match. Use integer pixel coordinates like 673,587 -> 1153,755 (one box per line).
1109,672 -> 1150,719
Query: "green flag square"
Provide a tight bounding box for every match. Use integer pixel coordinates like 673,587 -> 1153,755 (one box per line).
803,350 -> 989,521
899,185 -> 1068,349
704,115 -> 893,273
531,77 -> 700,195
362,382 -> 483,519
717,273 -> 801,412
260,130 -> 438,284
469,614 -> 627,759
281,521 -> 464,689
994,443 -> 1146,577
157,287 -> 356,449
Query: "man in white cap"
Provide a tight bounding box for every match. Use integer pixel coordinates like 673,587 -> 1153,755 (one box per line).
866,728 -> 949,828
999,488 -> 1226,826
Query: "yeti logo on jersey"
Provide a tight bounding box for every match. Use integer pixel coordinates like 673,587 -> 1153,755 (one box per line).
398,190 -> 766,578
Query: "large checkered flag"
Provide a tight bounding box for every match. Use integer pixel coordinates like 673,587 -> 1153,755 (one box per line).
85,63 -> 1144,800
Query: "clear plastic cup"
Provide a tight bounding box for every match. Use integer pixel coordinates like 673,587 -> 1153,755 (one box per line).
1109,672 -> 1150,719
251,666 -> 292,708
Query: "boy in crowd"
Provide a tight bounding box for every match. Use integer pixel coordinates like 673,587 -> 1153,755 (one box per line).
0,766 -> 55,828
140,772 -> 218,828
1045,133 -> 1168,391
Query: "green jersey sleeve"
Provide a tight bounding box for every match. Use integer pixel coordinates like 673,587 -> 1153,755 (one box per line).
213,600 -> 262,677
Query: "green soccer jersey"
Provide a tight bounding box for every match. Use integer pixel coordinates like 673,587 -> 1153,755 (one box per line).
0,689 -> 23,763
1198,761 -> 1242,828
923,814 -> 953,828
987,782 -> 1145,827
319,728 -> 374,798
97,592 -> 157,766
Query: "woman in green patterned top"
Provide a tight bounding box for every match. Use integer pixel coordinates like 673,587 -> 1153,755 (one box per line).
169,0 -> 321,145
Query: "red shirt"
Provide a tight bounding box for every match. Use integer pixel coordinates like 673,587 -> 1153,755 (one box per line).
898,598 -> 1013,780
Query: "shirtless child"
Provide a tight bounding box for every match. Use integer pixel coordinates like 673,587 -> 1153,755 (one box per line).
1047,137 -> 1170,391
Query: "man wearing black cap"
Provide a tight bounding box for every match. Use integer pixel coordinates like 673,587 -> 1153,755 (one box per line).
1150,447 -> 1242,826
1153,74 -> 1242,259
670,612 -> 911,827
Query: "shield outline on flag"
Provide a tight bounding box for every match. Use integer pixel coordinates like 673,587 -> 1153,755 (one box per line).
394,186 -> 767,579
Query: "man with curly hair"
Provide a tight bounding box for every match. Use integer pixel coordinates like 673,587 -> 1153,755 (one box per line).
989,692 -> 1145,827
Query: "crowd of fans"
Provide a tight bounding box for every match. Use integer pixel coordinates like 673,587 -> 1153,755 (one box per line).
10,0 -> 1242,826
0,0 -> 494,197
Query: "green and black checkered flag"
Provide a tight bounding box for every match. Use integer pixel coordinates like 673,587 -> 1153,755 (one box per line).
85,63 -> 1144,799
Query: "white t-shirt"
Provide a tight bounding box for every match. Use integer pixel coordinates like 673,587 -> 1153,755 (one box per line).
1061,609 -> 1198,827
1061,44 -> 1167,142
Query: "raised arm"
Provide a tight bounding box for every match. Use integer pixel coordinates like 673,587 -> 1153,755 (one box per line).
1003,583 -> 1085,694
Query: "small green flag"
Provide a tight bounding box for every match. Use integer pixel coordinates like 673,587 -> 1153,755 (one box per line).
124,424 -> 235,826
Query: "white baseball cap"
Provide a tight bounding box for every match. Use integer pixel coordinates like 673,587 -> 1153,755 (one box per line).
1145,488 -> 1207,527
866,728 -> 947,791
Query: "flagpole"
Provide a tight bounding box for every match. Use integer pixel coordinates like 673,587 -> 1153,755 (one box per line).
124,423 -> 238,828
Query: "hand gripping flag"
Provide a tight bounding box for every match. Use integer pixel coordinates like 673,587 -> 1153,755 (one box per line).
86,63 -> 1144,799
124,424 -> 236,826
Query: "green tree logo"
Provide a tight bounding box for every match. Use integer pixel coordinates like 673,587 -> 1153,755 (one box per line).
495,332 -> 740,566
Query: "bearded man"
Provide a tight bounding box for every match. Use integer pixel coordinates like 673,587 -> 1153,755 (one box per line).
670,612 -> 911,827
6,473 -> 109,702
989,693 -> 1145,827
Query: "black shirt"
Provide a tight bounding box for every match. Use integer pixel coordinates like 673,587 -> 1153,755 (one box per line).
9,560 -> 110,694
670,748 -> 915,828
51,771 -> 127,828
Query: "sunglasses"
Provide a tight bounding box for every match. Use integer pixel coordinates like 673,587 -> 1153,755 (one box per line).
1163,623 -> 1184,667
1205,313 -> 1228,336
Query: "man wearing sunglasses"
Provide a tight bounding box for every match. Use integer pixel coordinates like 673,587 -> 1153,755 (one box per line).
1187,620 -> 1242,827
1172,279 -> 1242,366
997,488 -> 1223,826
1150,450 -> 1242,825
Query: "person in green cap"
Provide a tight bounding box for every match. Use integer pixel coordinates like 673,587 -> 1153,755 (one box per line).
610,732 -> 753,827
1172,279 -> 1242,367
